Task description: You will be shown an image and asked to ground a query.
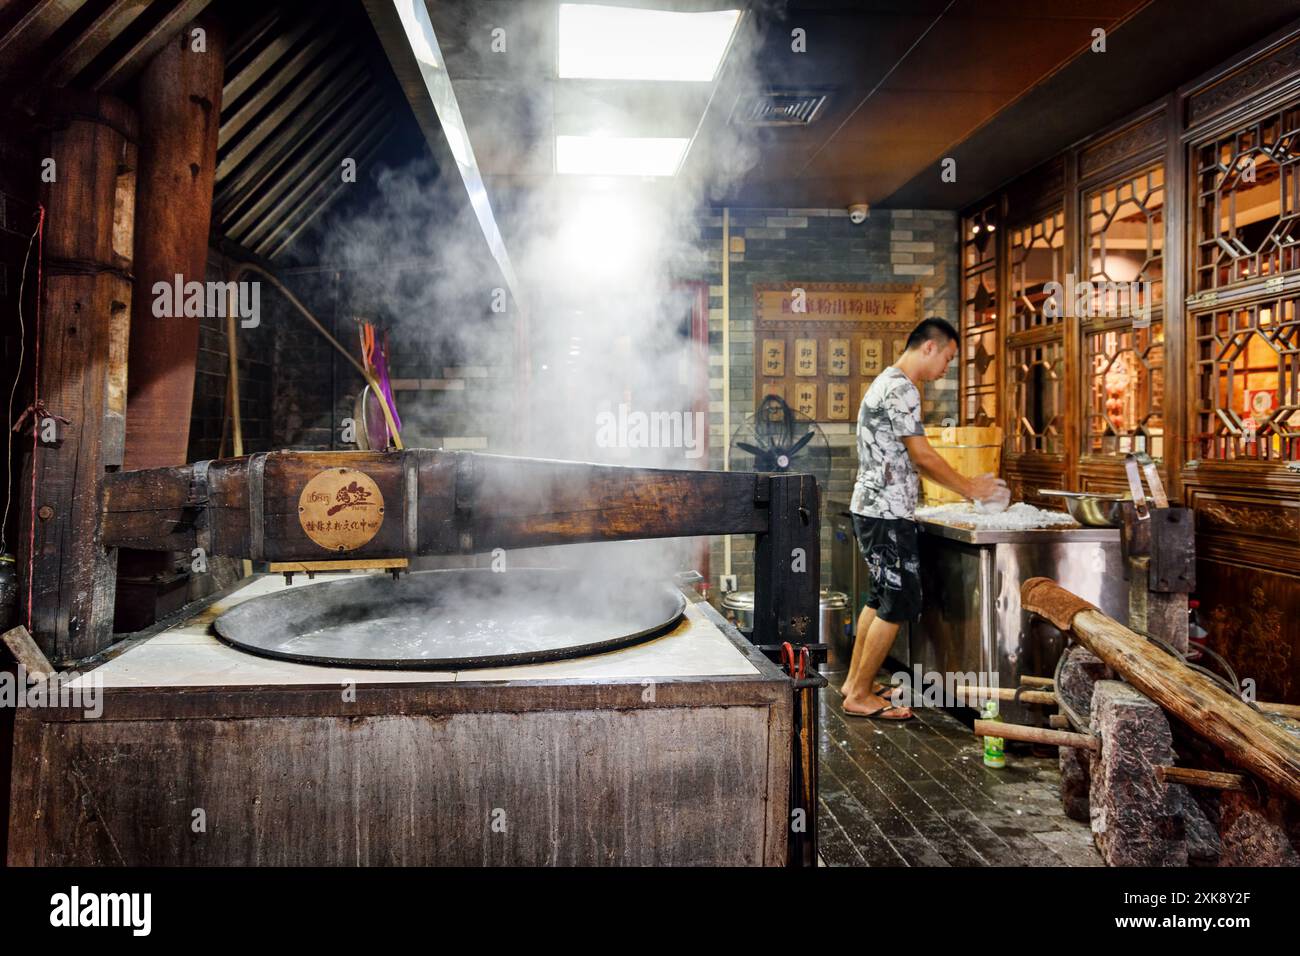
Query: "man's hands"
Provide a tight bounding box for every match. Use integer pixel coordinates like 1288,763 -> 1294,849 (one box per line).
967,473 -> 1004,502
903,435 -> 1006,503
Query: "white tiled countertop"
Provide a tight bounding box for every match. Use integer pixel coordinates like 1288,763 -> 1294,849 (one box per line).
72,573 -> 759,689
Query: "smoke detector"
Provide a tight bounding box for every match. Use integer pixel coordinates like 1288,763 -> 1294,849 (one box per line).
730,90 -> 830,127
848,204 -> 869,224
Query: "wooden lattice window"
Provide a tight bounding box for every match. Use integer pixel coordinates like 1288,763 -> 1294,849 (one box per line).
961,203 -> 998,425
1086,165 -> 1164,314
1083,164 -> 1166,459
1194,297 -> 1300,460
1009,338 -> 1064,454
1195,106 -> 1300,291
1085,324 -> 1165,458
1009,209 -> 1065,334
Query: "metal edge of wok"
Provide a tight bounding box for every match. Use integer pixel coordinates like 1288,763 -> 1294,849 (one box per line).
212,567 -> 688,670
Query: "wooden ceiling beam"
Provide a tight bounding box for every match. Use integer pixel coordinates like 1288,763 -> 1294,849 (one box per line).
91,0 -> 213,92
262,126 -> 395,261
42,0 -> 152,87
222,92 -> 386,239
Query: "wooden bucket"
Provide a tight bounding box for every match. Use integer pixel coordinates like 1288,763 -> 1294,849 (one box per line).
921,425 -> 1003,504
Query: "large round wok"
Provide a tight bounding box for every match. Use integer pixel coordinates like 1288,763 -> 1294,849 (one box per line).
213,568 -> 686,669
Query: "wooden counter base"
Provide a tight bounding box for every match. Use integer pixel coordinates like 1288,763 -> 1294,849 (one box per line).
8,577 -> 793,866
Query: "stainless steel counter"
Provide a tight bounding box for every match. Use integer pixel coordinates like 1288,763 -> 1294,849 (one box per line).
913,515 -> 1126,724
828,501 -> 1127,725
916,518 -> 1119,546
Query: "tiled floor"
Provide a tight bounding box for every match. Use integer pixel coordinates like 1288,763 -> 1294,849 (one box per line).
817,669 -> 1102,867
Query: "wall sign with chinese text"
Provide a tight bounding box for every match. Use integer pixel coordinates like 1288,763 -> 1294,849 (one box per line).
754,282 -> 921,421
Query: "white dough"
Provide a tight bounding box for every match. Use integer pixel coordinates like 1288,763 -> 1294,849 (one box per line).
916,501 -> 1077,530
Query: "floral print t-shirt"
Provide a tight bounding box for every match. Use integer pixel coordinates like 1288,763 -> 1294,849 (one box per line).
850,366 -> 925,519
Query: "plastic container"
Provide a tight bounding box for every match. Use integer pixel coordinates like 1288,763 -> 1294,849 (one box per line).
981,697 -> 1005,768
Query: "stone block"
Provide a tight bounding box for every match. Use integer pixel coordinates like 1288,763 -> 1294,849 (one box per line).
1059,746 -> 1091,822
1219,785 -> 1300,866
1089,680 -> 1187,866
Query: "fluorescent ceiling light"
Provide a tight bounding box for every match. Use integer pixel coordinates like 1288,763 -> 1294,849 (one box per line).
558,4 -> 740,82
556,135 -> 689,176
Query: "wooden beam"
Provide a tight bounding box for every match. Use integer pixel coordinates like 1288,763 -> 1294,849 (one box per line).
974,719 -> 1100,752
951,685 -> 1058,706
0,0 -> 82,79
2,625 -> 54,678
102,451 -> 772,559
92,0 -> 214,92
20,91 -> 137,662
261,128 -> 392,260
42,0 -> 153,87
213,42 -> 355,181
1022,577 -> 1300,803
122,11 -> 225,471
247,117 -> 393,253
1158,766 -> 1246,792
217,23 -> 338,146
225,95 -> 386,242
219,9 -> 320,108
213,71 -> 370,212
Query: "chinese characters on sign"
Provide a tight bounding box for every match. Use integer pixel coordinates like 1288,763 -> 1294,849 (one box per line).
754,282 -> 921,421
298,468 -> 386,552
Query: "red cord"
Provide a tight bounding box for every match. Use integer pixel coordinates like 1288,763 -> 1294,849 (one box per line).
25,205 -> 45,631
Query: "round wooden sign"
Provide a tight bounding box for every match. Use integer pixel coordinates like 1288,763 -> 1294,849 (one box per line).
297,467 -> 385,552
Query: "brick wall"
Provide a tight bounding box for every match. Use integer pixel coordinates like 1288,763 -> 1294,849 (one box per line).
188,263 -> 517,460
694,207 -> 961,593
187,258 -> 276,461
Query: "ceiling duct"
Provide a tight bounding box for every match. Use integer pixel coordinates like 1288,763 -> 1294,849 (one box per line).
730,90 -> 830,127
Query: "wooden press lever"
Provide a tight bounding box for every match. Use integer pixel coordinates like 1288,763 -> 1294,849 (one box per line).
1123,452 -> 1168,519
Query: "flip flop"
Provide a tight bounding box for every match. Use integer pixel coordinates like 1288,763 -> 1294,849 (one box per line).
847,703 -> 914,721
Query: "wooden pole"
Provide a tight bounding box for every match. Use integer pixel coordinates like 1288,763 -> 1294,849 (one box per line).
952,685 -> 1058,706
1157,766 -> 1246,792
1023,577 -> 1300,803
223,261 -> 244,460
123,16 -> 225,471
974,719 -> 1099,752
117,16 -> 225,625
20,91 -> 137,662
1261,702 -> 1300,720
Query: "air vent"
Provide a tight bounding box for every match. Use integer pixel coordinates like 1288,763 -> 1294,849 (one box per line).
731,91 -> 829,127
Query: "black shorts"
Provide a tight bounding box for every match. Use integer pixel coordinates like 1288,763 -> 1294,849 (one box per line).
850,514 -> 923,623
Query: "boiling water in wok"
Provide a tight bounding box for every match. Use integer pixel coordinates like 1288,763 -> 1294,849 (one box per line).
213,568 -> 686,669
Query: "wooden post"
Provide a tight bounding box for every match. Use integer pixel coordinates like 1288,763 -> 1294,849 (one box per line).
752,473 -> 820,647
123,16 -> 225,470
116,17 -> 225,626
1023,577 -> 1300,804
18,91 -> 137,663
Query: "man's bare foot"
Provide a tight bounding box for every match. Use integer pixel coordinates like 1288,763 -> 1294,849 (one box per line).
843,691 -> 913,720
838,679 -> 894,697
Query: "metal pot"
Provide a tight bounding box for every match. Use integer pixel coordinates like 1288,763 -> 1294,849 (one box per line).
721,589 -> 851,667
721,589 -> 755,633
820,590 -> 851,671
1037,489 -> 1127,527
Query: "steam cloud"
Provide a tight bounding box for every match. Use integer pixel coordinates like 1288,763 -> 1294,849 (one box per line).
300,4 -> 773,592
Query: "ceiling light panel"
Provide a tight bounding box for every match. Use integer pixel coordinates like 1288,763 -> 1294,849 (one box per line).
558,4 -> 740,82
555,135 -> 690,176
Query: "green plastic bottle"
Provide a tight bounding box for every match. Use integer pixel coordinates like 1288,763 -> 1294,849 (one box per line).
982,698 -> 1005,768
